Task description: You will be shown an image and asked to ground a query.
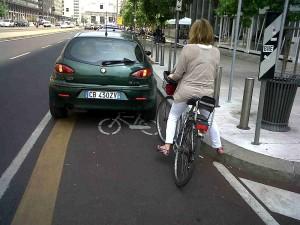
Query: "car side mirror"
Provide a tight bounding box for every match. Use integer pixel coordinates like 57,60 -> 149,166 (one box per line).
145,51 -> 151,56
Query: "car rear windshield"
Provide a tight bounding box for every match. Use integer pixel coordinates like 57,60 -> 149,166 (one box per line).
64,37 -> 144,65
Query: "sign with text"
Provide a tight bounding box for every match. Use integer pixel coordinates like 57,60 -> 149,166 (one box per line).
263,45 -> 274,53
176,0 -> 182,11
259,12 -> 281,80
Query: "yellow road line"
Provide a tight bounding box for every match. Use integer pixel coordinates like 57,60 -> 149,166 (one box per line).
11,117 -> 76,225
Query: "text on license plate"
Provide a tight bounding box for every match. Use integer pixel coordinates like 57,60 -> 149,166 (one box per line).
87,91 -> 120,99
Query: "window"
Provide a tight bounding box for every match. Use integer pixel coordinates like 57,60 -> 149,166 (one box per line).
65,37 -> 143,65
100,4 -> 103,9
100,17 -> 105,24
66,8 -> 69,12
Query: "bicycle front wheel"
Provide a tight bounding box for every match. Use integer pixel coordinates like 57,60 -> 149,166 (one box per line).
174,121 -> 197,187
156,96 -> 173,142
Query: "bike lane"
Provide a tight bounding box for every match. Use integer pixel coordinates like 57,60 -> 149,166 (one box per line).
9,108 -> 267,225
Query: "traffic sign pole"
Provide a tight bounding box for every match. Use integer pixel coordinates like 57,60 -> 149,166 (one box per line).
275,0 -> 289,75
228,0 -> 242,102
173,0 -> 182,68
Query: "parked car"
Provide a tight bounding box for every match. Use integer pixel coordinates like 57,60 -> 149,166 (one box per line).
84,23 -> 94,30
2,19 -> 14,27
0,19 -> 4,27
14,20 -> 29,27
43,21 -> 52,27
55,21 -> 63,27
61,21 -> 74,28
49,31 -> 157,120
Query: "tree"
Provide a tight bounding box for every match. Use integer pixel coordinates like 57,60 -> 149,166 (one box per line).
121,0 -> 192,28
0,1 -> 8,18
216,0 -> 300,27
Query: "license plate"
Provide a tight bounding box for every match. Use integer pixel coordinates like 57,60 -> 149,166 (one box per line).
86,91 -> 120,99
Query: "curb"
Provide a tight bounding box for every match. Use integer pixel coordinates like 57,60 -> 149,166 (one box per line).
153,72 -> 300,186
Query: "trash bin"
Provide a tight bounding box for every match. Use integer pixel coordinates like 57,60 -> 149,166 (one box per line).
262,77 -> 298,132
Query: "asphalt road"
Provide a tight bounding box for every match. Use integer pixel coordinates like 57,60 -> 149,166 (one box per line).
0,32 -> 299,225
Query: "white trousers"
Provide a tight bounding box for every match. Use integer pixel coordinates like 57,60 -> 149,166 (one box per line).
165,102 -> 222,148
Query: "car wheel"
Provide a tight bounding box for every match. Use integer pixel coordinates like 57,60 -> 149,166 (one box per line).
142,102 -> 157,121
49,101 -> 68,118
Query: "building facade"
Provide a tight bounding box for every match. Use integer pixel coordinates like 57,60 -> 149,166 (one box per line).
62,0 -> 80,23
38,0 -> 63,21
81,1 -> 118,25
5,0 -> 39,21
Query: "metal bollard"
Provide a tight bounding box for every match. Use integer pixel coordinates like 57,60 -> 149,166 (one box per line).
150,42 -> 154,57
168,43 -> 173,71
237,77 -> 255,130
160,44 -> 165,66
214,66 -> 223,107
155,43 -> 160,63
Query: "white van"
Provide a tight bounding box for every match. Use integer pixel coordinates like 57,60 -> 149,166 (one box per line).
2,19 -> 14,27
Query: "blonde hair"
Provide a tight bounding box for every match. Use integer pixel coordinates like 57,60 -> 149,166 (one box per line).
188,19 -> 214,45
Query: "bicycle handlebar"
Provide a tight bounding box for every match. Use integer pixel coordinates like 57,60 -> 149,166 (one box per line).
163,71 -> 177,85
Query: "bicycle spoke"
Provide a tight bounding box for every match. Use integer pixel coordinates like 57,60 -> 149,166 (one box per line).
174,120 -> 197,187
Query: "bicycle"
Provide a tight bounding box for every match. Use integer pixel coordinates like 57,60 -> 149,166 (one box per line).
156,71 -> 216,187
156,71 -> 176,142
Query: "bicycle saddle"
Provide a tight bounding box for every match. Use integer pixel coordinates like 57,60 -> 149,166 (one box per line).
187,96 -> 215,112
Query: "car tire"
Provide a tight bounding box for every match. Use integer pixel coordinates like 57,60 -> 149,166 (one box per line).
142,103 -> 157,121
49,101 -> 68,118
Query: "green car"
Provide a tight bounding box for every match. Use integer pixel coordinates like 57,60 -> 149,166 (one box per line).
49,31 -> 157,120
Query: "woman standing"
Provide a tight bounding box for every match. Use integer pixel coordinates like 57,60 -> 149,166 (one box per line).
157,19 -> 224,156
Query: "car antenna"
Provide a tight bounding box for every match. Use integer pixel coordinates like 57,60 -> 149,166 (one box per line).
105,11 -> 108,37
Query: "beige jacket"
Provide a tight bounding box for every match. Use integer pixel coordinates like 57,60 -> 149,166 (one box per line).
170,44 -> 220,103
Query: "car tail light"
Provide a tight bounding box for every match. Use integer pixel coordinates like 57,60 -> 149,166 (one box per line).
196,123 -> 209,133
131,68 -> 152,78
58,93 -> 70,97
55,64 -> 74,74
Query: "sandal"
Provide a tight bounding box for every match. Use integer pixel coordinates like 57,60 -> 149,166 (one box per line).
157,145 -> 170,156
216,147 -> 224,155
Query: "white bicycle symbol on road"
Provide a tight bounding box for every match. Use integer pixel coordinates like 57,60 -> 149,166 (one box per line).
98,113 -> 158,136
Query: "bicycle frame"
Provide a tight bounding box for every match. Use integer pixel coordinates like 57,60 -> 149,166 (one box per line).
174,100 -> 214,150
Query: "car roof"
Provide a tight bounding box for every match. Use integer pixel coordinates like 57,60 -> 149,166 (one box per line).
75,31 -> 136,41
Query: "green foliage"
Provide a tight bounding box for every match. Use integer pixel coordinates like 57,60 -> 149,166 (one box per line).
0,1 -> 8,18
121,0 -> 192,27
121,1 -> 135,26
216,0 -> 300,27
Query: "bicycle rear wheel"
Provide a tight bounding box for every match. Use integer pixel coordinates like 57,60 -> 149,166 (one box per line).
156,96 -> 173,142
174,121 -> 197,187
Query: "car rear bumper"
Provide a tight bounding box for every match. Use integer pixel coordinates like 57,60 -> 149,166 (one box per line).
49,80 -> 157,111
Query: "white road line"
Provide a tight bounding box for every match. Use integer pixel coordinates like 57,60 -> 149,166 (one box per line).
0,111 -> 51,200
9,52 -> 31,60
56,40 -> 64,44
240,178 -> 300,221
213,162 -> 280,225
0,30 -> 78,43
41,45 -> 52,49
0,34 -> 53,43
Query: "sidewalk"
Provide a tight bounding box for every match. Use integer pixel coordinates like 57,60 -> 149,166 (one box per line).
0,27 -> 82,41
146,41 -> 300,184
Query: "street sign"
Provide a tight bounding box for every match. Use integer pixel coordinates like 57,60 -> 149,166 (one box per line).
176,0 -> 182,11
263,45 -> 274,53
259,12 -> 281,80
117,16 -> 123,25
